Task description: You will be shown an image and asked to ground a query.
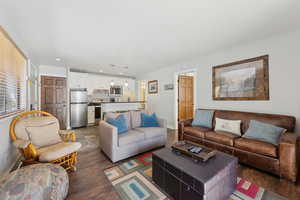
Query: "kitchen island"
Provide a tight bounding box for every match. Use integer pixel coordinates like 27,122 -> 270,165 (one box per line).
88,101 -> 146,120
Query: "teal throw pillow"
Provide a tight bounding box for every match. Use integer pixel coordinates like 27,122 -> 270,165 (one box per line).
243,120 -> 286,146
106,114 -> 128,134
192,110 -> 214,128
141,112 -> 160,127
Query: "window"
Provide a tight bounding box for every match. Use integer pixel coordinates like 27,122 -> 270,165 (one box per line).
0,27 -> 27,118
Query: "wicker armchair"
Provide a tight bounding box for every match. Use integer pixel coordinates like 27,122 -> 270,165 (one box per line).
10,110 -> 81,171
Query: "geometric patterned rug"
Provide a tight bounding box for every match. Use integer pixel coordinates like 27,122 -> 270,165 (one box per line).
104,152 -> 287,200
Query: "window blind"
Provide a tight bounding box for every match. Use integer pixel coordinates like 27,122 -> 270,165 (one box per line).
0,27 -> 27,117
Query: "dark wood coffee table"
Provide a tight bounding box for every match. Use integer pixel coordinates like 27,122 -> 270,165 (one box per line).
152,148 -> 237,200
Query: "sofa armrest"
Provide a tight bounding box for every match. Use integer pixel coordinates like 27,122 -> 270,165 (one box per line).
178,118 -> 193,141
99,121 -> 118,155
279,132 -> 299,182
157,118 -> 167,128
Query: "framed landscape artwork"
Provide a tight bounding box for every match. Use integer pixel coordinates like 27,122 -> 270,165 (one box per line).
148,80 -> 158,94
213,55 -> 269,100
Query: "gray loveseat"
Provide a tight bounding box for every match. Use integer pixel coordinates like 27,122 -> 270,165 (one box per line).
99,110 -> 167,162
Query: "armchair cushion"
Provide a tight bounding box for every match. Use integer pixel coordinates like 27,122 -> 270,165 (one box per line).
26,122 -> 62,148
38,142 -> 81,162
14,116 -> 59,141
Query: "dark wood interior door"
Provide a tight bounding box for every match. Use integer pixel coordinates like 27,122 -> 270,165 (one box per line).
41,76 -> 67,129
178,75 -> 194,121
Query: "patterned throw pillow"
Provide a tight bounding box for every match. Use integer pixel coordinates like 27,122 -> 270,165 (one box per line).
214,118 -> 242,136
192,110 -> 214,128
106,114 -> 129,134
243,120 -> 286,146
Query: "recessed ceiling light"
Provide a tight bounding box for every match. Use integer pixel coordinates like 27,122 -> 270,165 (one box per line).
55,58 -> 61,61
119,72 -> 123,75
99,69 -> 103,73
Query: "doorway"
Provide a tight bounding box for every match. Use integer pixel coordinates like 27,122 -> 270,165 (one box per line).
176,70 -> 196,127
41,76 -> 67,129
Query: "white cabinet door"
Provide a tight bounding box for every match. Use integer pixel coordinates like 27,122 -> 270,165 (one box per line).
88,106 -> 95,124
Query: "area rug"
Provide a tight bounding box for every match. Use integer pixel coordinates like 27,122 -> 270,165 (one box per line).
104,152 -> 287,200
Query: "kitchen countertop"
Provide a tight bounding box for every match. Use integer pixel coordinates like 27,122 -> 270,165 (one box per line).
88,101 -> 146,106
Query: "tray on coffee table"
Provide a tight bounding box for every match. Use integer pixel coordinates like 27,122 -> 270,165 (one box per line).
171,140 -> 216,162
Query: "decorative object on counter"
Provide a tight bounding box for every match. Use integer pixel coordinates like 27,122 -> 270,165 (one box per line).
141,112 -> 160,127
148,80 -> 158,94
213,55 -> 269,101
172,140 -> 216,162
106,114 -> 129,134
164,83 -> 174,90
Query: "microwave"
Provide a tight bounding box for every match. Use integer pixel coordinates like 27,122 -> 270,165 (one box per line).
110,85 -> 123,96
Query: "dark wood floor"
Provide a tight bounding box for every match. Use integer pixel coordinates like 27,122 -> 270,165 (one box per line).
67,130 -> 300,200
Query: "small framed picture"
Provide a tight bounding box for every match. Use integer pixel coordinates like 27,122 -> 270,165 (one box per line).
148,80 -> 158,94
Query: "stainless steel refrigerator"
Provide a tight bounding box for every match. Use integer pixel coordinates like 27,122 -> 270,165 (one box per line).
70,88 -> 88,128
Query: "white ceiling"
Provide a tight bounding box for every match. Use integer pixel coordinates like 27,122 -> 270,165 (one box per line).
1,0 -> 300,76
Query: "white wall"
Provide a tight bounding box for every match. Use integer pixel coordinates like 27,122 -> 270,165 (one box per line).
138,29 -> 300,131
39,65 -> 67,77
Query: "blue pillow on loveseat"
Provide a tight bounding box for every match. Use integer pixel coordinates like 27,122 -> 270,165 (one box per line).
141,112 -> 160,127
106,114 -> 128,134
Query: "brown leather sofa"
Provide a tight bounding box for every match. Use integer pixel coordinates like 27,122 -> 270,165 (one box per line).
178,109 -> 299,182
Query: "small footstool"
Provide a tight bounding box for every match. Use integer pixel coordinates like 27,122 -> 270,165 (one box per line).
0,163 -> 69,200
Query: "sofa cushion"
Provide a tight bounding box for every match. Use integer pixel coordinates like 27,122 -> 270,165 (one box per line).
234,138 -> 277,157
38,142 -> 82,162
118,130 -> 145,147
184,126 -> 211,138
134,127 -> 165,139
205,131 -> 240,146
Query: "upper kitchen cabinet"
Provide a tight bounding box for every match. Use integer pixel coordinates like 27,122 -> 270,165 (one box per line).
69,72 -> 89,89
